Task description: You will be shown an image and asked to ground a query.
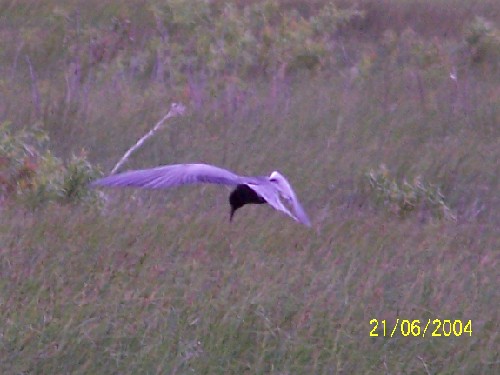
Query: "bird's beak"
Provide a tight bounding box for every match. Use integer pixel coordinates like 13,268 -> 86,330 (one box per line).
229,208 -> 235,222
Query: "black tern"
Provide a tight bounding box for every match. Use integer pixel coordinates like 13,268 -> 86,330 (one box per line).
91,163 -> 311,226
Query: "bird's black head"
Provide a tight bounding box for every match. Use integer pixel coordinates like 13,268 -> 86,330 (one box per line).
228,184 -> 265,222
229,206 -> 237,222
229,187 -> 244,222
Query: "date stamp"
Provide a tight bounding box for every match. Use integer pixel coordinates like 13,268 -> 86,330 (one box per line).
369,319 -> 472,337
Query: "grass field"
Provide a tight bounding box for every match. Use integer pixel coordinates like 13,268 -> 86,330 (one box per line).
1,1 -> 499,373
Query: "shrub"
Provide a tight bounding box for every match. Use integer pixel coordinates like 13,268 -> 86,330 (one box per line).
367,164 -> 456,221
464,16 -> 500,70
0,122 -> 102,209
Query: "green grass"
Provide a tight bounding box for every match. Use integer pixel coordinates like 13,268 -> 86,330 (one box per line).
1,1 -> 499,373
1,202 -> 498,373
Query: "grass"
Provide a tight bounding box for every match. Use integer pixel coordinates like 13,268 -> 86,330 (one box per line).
1,202 -> 498,373
1,0 -> 499,373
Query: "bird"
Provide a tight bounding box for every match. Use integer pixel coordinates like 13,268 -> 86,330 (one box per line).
91,163 -> 311,226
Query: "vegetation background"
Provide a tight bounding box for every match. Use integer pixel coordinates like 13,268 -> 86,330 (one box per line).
1,0 -> 499,373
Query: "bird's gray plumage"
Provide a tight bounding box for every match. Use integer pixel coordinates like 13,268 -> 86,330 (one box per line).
91,163 -> 311,226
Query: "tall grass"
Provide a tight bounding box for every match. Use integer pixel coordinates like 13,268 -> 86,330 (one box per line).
1,1 -> 499,373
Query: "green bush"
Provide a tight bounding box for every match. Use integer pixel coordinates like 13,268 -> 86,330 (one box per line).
367,164 -> 456,221
463,16 -> 500,73
0,122 -> 102,209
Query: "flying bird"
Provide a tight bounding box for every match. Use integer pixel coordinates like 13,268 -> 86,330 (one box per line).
91,163 -> 311,226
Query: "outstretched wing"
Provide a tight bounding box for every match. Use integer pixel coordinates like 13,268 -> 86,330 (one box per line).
91,163 -> 243,189
288,196 -> 311,227
245,181 -> 305,226
267,172 -> 312,227
280,184 -> 311,227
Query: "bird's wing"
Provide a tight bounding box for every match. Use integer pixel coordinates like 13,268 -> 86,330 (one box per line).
280,181 -> 312,227
245,181 -> 302,225
265,172 -> 312,227
91,163 -> 242,189
288,195 -> 311,227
